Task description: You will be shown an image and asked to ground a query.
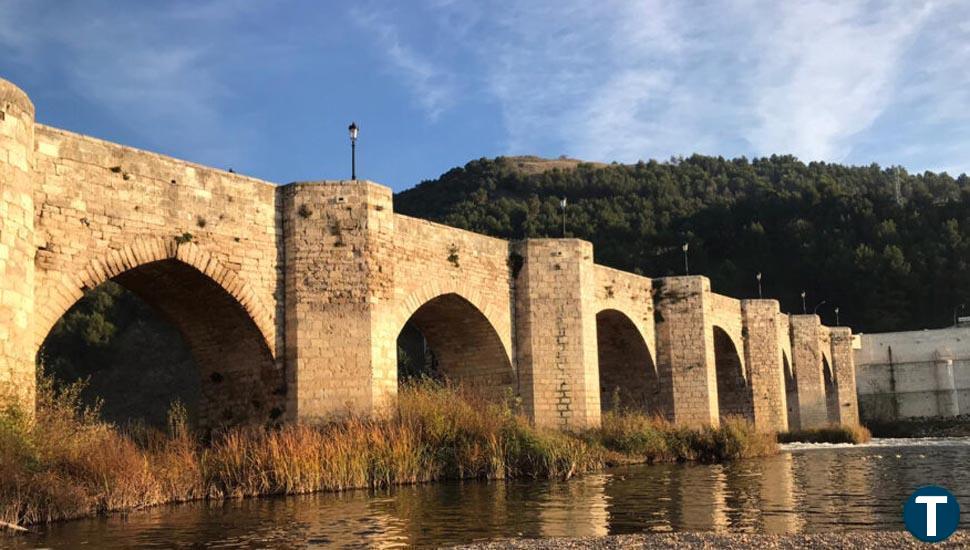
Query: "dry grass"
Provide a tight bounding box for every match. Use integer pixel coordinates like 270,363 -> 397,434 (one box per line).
777,424 -> 872,444
1,376 -> 778,528
593,413 -> 778,464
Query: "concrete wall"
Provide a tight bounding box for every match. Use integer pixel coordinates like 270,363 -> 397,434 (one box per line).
855,326 -> 970,422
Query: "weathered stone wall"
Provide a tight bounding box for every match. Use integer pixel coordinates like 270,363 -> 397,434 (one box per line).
654,276 -> 718,427
742,300 -> 788,432
592,266 -> 668,416
830,327 -> 858,425
388,214 -> 515,396
708,293 -> 751,421
280,182 -> 395,420
819,327 -> 840,424
790,315 -> 828,429
593,265 -> 656,366
28,122 -> 284,428
778,313 -> 798,429
0,76 -> 863,432
513,239 -> 600,429
0,79 -> 35,410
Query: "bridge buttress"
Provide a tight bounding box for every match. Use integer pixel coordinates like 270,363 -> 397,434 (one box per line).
281,181 -> 396,422
653,276 -> 719,428
741,299 -> 788,432
790,314 -> 828,429
513,239 -> 601,430
830,327 -> 860,425
0,78 -> 36,411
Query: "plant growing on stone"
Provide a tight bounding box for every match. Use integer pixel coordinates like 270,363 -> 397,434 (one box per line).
447,244 -> 460,267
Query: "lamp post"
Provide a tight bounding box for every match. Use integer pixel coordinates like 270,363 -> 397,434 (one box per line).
756,272 -> 762,299
835,306 -> 840,326
800,290 -> 806,314
682,243 -> 689,275
560,197 -> 567,237
348,121 -> 359,181
813,300 -> 827,315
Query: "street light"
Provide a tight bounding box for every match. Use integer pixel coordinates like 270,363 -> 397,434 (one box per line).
348,121 -> 359,181
756,272 -> 763,299
682,243 -> 689,275
560,197 -> 567,237
800,290 -> 806,314
834,306 -> 840,326
813,300 -> 827,315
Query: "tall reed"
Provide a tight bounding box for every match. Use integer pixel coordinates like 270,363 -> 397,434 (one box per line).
1,376 -> 778,528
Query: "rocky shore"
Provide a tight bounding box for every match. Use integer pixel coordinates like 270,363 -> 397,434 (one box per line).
455,531 -> 968,549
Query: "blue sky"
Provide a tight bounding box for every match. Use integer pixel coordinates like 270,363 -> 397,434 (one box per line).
2,1 -> 969,192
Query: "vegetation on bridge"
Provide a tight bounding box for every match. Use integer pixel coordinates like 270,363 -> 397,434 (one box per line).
0,376 -> 775,527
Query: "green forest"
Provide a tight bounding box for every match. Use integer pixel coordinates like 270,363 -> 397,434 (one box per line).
396,155 -> 970,333
39,154 -> 970,424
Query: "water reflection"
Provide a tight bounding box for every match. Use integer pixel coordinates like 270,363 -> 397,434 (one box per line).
10,439 -> 970,548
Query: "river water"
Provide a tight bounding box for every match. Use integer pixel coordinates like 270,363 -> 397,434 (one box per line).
8,438 -> 970,548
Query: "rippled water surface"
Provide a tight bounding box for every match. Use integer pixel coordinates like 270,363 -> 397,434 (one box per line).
9,438 -> 970,548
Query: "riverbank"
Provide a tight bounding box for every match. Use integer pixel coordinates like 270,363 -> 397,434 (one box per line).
0,376 -> 776,527
455,531 -> 969,549
867,415 -> 970,438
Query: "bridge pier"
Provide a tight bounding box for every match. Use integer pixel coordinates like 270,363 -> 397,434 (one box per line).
790,314 -> 829,429
654,276 -> 719,428
741,300 -> 788,432
830,327 -> 860,425
281,181 -> 397,422
513,239 -> 601,430
0,79 -> 36,412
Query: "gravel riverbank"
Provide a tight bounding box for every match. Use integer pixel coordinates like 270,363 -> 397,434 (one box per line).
454,531 -> 968,548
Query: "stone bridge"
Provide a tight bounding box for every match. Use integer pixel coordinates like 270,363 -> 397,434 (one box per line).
0,78 -> 858,431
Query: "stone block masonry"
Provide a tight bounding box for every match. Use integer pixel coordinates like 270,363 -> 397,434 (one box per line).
513,239 -> 600,429
0,76 -> 859,431
790,315 -> 830,429
742,300 -> 788,432
829,327 -> 859,425
653,276 -> 719,428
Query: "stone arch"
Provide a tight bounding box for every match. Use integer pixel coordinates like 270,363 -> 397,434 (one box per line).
823,355 -> 839,424
713,325 -> 754,421
391,281 -> 512,364
821,346 -> 834,379
782,350 -> 799,430
394,290 -> 514,398
35,238 -> 277,354
34,238 -> 283,428
595,308 -> 668,417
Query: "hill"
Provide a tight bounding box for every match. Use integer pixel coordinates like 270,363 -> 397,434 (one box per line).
395,154 -> 970,333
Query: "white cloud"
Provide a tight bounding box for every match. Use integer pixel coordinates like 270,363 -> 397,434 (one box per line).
350,7 -> 460,121
745,1 -> 931,161
361,0 -> 970,173
0,0 -> 257,162
5,0 -> 970,175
